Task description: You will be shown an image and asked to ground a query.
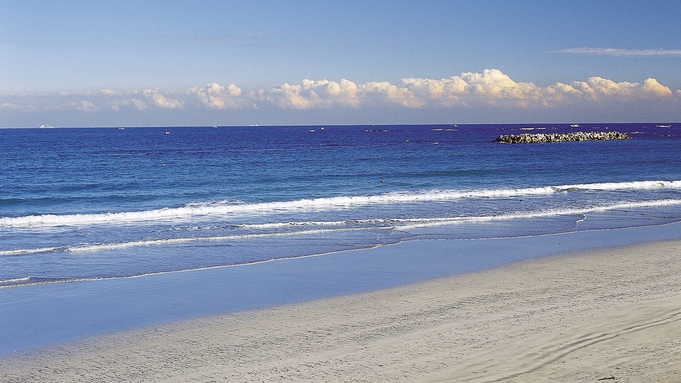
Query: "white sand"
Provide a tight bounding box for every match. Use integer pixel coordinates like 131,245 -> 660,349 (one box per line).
2,240 -> 681,382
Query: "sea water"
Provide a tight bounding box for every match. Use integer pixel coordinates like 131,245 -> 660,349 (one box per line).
2,123 -> 681,354
1,123 -> 680,289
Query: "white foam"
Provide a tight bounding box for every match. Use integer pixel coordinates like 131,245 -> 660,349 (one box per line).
2,198 -> 673,255
1,180 -> 679,228
0,276 -> 31,285
397,199 -> 681,230
0,247 -> 60,257
66,227 -> 365,253
556,180 -> 681,192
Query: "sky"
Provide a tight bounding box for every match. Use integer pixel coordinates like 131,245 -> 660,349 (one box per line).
1,0 -> 680,127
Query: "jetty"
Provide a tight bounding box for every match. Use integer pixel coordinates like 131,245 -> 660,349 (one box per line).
494,131 -> 631,144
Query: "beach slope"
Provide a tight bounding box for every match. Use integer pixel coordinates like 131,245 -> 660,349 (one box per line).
2,240 -> 680,382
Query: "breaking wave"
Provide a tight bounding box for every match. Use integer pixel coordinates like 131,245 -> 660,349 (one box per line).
2,180 -> 679,228
3,198 -> 680,256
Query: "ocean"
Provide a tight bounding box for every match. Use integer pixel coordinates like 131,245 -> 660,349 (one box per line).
1,123 -> 681,290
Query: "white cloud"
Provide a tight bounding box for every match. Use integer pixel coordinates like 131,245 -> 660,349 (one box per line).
0,102 -> 24,110
304,79 -> 361,107
1,70 -> 678,119
402,76 -> 467,102
358,81 -> 422,108
142,89 -> 184,109
542,82 -> 582,104
266,83 -> 312,109
571,77 -> 638,99
462,69 -> 545,107
188,83 -> 246,109
463,69 -> 534,98
265,79 -> 362,109
552,47 -> 681,57
258,69 -> 668,111
260,70 -> 550,110
70,101 -> 97,112
111,98 -> 147,111
642,78 -> 673,98
570,76 -> 674,101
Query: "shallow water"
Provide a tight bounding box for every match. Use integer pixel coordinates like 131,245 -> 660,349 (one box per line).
1,221 -> 680,356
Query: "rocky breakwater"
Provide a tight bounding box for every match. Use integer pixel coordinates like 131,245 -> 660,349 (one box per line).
495,131 -> 631,144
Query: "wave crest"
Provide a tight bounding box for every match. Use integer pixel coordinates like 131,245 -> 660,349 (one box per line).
1,180 -> 679,228
3,199 -> 680,256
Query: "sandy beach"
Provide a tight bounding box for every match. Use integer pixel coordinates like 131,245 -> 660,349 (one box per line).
2,239 -> 681,382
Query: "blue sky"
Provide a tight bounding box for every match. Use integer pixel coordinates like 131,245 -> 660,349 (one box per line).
2,0 -> 680,127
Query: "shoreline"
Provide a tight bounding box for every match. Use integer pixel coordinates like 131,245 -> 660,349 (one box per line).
1,222 -> 681,356
2,238 -> 681,382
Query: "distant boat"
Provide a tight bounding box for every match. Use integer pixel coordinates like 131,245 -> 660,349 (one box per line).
570,124 -> 580,128
656,125 -> 671,128
39,124 -> 53,129
165,131 -> 171,135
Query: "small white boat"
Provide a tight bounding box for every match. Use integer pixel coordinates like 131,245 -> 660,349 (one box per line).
656,125 -> 671,128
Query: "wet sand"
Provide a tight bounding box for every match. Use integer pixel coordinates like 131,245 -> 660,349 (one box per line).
2,239 -> 680,382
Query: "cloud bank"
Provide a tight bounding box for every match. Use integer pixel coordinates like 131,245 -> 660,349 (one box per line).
1,69 -> 678,119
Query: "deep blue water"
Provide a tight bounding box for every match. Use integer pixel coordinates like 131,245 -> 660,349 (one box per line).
1,123 -> 680,289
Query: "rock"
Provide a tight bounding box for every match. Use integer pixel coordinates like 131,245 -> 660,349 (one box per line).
494,131 -> 631,144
